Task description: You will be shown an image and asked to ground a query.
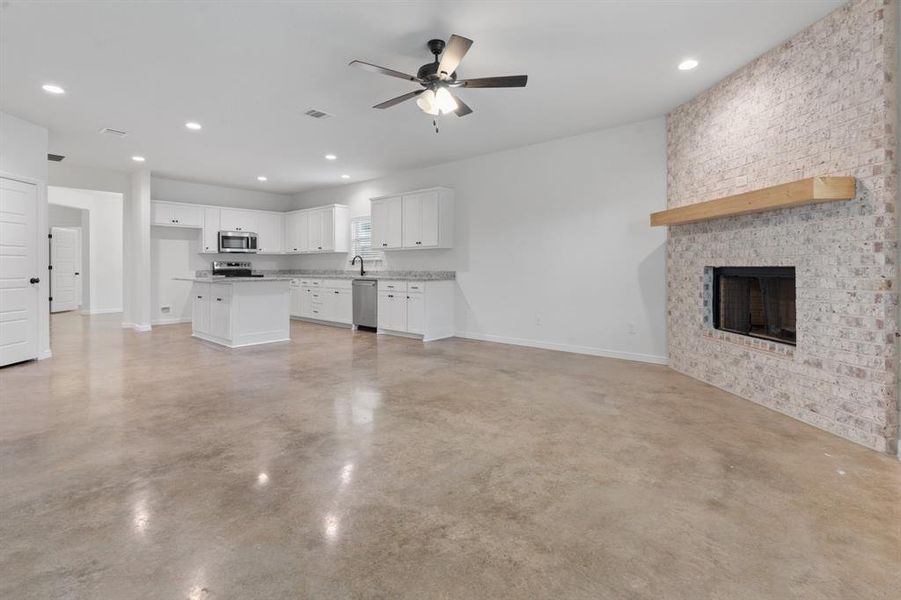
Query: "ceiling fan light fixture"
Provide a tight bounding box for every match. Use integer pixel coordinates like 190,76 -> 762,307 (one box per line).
416,89 -> 439,115
434,87 -> 458,114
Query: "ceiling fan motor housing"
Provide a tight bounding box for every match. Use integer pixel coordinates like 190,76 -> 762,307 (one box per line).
418,38 -> 456,82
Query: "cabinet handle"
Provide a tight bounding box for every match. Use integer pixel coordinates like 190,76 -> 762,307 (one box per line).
333,291 -> 339,294
388,294 -> 394,298
216,298 -> 223,301
382,243 -> 387,247
197,295 -> 203,299
416,241 -> 421,245
318,246 -> 322,250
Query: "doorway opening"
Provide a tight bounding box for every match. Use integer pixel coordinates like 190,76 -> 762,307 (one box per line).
48,187 -> 123,320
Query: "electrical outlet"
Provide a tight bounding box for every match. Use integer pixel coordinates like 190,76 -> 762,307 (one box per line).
628,322 -> 636,334
160,305 -> 171,314
535,315 -> 542,327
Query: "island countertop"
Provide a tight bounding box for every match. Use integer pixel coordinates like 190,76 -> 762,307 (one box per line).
173,276 -> 294,283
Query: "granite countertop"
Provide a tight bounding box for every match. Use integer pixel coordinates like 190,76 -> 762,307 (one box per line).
289,270 -> 456,281
173,276 -> 294,283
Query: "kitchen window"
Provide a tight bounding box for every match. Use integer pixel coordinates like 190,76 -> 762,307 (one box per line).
350,216 -> 383,262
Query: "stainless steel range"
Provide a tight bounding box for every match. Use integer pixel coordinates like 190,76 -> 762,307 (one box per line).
211,261 -> 262,278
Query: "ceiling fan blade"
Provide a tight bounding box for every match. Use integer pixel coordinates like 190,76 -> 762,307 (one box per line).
460,75 -> 528,88
437,34 -> 473,79
373,89 -> 424,109
349,60 -> 420,82
452,95 -> 473,117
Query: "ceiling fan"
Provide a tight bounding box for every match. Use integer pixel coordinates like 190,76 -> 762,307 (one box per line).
349,34 -> 527,121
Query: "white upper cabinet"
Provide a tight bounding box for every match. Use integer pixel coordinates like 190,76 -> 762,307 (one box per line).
371,196 -> 403,249
371,187 -> 453,250
152,201 -> 203,228
285,211 -> 308,253
219,208 -> 258,232
202,207 -> 220,253
256,212 -> 284,254
152,200 -> 346,255
285,205 -> 348,254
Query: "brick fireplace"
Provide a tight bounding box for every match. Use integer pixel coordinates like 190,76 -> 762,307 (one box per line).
665,0 -> 898,453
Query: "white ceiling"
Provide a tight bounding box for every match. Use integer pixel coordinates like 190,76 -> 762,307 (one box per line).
1,1 -> 842,193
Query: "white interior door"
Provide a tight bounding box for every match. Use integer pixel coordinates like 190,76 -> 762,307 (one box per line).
0,177 -> 39,366
50,226 -> 78,312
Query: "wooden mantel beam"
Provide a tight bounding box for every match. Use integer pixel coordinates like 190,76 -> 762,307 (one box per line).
650,176 -> 856,227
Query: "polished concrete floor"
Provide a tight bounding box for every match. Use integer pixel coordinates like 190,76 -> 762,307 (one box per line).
1,312 -> 899,599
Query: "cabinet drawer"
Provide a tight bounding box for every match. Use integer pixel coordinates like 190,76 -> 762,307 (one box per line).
322,279 -> 352,290
379,280 -> 407,292
406,282 -> 425,293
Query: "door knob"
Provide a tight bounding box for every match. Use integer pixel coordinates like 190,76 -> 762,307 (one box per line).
30,277 -> 40,284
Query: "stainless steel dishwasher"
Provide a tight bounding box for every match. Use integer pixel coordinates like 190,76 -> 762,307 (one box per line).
352,279 -> 378,330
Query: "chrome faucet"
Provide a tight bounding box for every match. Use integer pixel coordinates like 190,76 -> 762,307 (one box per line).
351,255 -> 365,276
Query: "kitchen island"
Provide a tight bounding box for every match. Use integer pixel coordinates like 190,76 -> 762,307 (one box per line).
174,277 -> 292,348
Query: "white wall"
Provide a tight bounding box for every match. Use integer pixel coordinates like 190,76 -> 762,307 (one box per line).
0,111 -> 50,358
151,177 -> 294,211
49,187 -> 123,314
293,117 -> 668,363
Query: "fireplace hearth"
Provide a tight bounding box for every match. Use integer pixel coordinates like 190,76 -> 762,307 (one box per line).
711,267 -> 796,345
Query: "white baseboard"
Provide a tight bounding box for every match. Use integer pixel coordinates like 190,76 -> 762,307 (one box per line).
454,331 -> 669,365
121,322 -> 152,332
38,349 -> 52,360
152,317 -> 191,326
81,308 -> 123,315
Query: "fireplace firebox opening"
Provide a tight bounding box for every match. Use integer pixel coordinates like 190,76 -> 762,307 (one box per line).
711,267 -> 796,346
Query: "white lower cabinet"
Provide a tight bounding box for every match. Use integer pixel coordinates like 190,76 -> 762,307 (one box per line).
292,279 -> 352,326
208,285 -> 232,339
406,292 -> 425,335
290,278 -> 453,341
192,283 -> 211,334
376,280 -> 454,341
377,289 -> 407,332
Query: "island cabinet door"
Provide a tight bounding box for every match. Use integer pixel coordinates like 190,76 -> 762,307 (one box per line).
192,283 -> 211,335
209,285 -> 232,339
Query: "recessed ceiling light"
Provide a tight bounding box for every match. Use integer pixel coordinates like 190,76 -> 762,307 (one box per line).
340,174 -> 350,180
678,59 -> 699,71
131,155 -> 146,162
257,176 -> 268,182
42,83 -> 65,95
325,154 -> 337,160
185,121 -> 202,130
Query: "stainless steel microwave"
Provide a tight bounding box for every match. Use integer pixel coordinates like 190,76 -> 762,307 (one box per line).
218,231 -> 258,253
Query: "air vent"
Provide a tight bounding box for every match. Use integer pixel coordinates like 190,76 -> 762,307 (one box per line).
304,109 -> 333,120
47,153 -> 65,162
99,127 -> 128,138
